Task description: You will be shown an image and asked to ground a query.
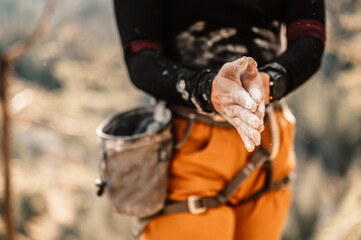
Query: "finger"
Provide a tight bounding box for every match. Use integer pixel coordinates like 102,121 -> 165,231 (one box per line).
227,117 -> 255,152
248,86 -> 263,105
231,88 -> 257,112
256,121 -> 264,132
255,104 -> 265,132
238,120 -> 261,146
224,105 -> 262,129
219,57 -> 248,81
232,117 -> 261,147
255,101 -> 265,120
244,73 -> 264,105
240,133 -> 255,152
245,57 -> 258,78
256,121 -> 264,133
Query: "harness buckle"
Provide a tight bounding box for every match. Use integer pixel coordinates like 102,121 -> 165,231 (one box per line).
187,196 -> 207,215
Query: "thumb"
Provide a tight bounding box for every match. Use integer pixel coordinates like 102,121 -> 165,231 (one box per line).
218,57 -> 249,82
242,57 -> 258,80
245,77 -> 264,105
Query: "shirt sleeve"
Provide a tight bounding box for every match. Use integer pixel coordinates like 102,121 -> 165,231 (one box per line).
263,0 -> 326,98
113,0 -> 216,113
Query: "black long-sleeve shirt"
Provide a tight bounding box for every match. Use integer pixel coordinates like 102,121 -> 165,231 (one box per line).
114,0 -> 325,113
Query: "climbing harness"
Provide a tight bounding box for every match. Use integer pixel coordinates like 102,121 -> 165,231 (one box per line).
95,101 -> 294,237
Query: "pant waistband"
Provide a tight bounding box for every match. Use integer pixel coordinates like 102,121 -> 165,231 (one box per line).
170,106 -> 232,128
171,100 -> 287,128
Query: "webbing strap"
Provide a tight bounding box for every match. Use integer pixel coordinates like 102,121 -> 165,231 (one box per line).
161,196 -> 223,215
238,170 -> 295,205
174,116 -> 195,149
219,146 -> 270,200
132,172 -> 293,237
160,173 -> 293,217
161,148 -> 271,216
237,161 -> 273,205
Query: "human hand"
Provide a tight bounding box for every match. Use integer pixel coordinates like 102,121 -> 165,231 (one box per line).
211,57 -> 264,152
240,57 -> 270,122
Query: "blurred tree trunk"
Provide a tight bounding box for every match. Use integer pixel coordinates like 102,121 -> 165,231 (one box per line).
1,0 -> 58,239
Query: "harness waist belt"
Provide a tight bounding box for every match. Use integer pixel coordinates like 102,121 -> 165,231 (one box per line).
171,105 -> 232,128
162,173 -> 294,216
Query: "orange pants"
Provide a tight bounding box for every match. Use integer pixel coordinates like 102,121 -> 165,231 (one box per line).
142,105 -> 296,240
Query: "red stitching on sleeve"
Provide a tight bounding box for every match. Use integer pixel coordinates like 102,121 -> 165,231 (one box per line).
129,40 -> 163,53
287,19 -> 325,44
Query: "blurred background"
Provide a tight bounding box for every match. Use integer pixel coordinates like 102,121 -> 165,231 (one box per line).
0,0 -> 360,239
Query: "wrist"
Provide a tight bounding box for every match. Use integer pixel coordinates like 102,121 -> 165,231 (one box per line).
259,62 -> 288,101
259,72 -> 271,105
196,70 -> 217,113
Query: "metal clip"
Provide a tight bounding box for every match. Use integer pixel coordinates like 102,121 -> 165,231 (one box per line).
95,178 -> 107,196
187,195 -> 207,215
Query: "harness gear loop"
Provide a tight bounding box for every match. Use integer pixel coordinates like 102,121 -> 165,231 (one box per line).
174,113 -> 195,149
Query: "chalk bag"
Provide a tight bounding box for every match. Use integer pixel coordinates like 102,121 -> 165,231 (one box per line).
95,103 -> 173,218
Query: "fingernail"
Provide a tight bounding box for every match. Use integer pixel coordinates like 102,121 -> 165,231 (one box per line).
250,117 -> 261,129
246,143 -> 255,152
259,109 -> 265,118
245,99 -> 257,112
236,58 -> 248,72
259,124 -> 265,132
